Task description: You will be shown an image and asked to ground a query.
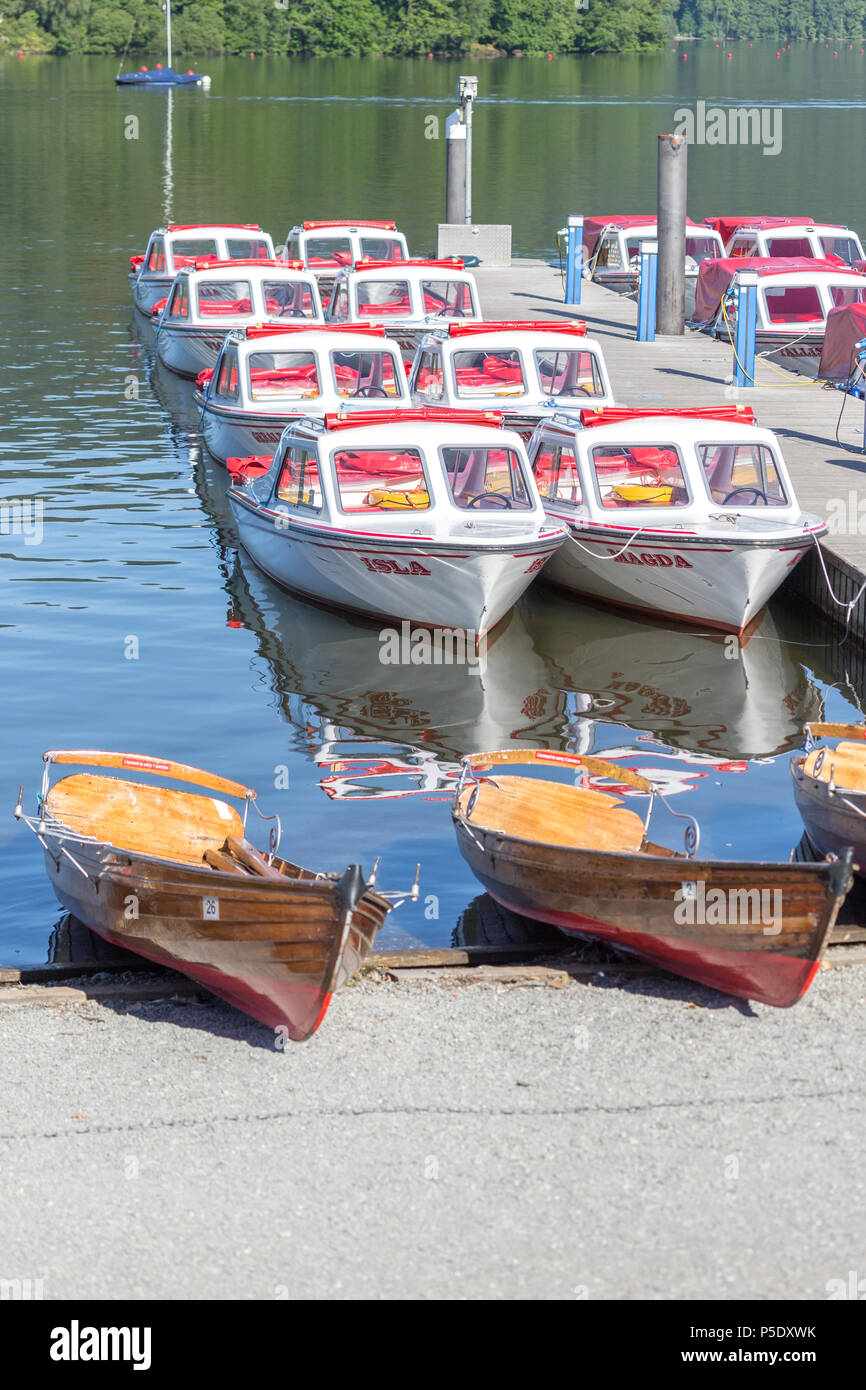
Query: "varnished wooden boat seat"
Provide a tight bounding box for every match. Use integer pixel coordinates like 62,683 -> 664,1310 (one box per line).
461,775 -> 646,853
803,742 -> 866,792
44,774 -> 245,866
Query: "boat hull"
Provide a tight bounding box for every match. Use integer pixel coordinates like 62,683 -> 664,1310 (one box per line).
229,493 -> 562,634
43,836 -> 388,1039
157,325 -> 231,378
453,805 -> 850,1007
201,402 -> 299,463
132,274 -> 173,315
791,756 -> 866,874
542,522 -> 812,633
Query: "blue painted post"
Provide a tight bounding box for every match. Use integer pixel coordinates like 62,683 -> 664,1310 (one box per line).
565,215 -> 583,304
636,239 -> 658,342
733,271 -> 758,387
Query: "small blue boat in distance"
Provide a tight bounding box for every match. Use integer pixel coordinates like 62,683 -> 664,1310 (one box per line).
116,67 -> 205,87
115,1 -> 210,88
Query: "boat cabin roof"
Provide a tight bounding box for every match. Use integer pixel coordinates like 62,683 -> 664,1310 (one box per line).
140,225 -> 277,273
288,410 -> 509,449
162,262 -> 325,325
528,410 -> 812,525
583,215 -> 716,255
543,414 -> 778,449
224,326 -> 403,358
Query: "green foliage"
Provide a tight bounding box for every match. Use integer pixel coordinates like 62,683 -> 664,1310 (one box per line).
671,0 -> 866,38
0,8 -> 57,51
2,0 -> 864,57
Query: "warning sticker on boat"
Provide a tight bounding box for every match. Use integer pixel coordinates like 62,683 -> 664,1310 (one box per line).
122,756 -> 172,773
203,897 -> 220,921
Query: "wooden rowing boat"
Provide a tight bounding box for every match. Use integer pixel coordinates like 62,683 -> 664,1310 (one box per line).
452,749 -> 853,1008
791,722 -> 866,875
16,751 -> 417,1039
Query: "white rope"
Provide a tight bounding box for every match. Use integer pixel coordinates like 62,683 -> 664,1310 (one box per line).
567,525 -> 643,558
810,534 -> 866,639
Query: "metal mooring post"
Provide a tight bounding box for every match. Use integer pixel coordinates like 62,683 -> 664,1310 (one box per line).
445,110 -> 467,225
657,133 -> 687,335
637,240 -> 658,342
565,216 -> 584,304
457,75 -> 478,225
733,271 -> 758,387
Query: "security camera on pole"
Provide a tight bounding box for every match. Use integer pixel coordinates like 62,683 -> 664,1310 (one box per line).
438,75 -> 511,265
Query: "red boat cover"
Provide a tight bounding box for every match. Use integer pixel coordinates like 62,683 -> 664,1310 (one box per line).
354,257 -> 464,272
323,407 -> 502,432
447,321 -> 586,337
227,455 -> 273,478
129,254 -> 145,270
818,302 -> 866,380
582,215 -> 704,258
579,405 -> 755,428
196,368 -> 215,388
693,256 -> 858,321
303,220 -> 397,231
168,223 -> 262,232
150,298 -> 168,316
191,258 -> 301,272
243,323 -> 385,339
703,215 -> 814,246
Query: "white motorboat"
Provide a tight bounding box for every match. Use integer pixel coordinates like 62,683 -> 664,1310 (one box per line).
706,215 -> 865,266
153,261 -> 324,379
408,320 -> 614,441
227,408 -> 566,635
525,405 -> 826,634
194,325 -> 412,463
325,258 -> 481,358
694,257 -> 866,377
281,220 -> 409,302
129,223 -> 275,314
578,215 -> 725,288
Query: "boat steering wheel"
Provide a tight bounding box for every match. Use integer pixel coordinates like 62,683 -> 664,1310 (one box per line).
466,493 -> 513,509
354,386 -> 390,397
722,486 -> 769,505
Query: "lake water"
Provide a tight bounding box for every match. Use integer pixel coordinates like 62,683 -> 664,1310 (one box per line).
2,48 -> 866,965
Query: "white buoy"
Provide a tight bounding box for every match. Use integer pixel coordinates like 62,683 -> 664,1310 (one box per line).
201,74 -> 212,89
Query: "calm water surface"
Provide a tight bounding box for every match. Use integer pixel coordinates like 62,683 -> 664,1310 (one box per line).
2,49 -> 866,964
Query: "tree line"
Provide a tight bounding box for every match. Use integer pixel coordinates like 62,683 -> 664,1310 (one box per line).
1,0 -> 864,57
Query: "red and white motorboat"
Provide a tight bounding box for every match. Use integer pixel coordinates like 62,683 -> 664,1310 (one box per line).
129,223 -> 275,314
154,260 -> 324,379
578,215 -> 725,288
693,256 -> 866,376
408,321 -> 614,441
282,220 -> 409,302
227,408 -> 566,636
194,325 -> 413,463
525,405 -> 826,634
705,215 -> 865,266
325,258 -> 481,358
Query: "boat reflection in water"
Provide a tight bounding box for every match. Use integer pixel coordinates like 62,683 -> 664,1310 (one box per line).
220,517 -> 824,784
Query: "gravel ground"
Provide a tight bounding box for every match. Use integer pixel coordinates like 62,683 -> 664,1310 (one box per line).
2,963 -> 866,1301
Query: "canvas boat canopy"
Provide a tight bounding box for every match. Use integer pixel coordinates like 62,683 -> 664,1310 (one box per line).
818,302 -> 866,381
693,257 -> 866,325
